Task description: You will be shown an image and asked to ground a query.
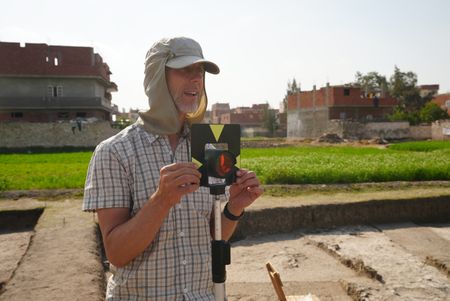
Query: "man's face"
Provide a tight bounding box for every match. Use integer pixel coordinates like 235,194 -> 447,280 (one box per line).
166,63 -> 205,114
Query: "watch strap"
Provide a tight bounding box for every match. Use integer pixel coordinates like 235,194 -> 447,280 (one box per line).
223,202 -> 244,221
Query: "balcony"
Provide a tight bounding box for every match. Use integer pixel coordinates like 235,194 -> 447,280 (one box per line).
0,96 -> 113,111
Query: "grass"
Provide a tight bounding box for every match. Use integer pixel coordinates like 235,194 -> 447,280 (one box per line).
241,142 -> 450,184
0,141 -> 449,190
0,152 -> 92,190
387,140 -> 450,152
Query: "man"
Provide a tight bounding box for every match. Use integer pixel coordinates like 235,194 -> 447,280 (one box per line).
83,37 -> 263,300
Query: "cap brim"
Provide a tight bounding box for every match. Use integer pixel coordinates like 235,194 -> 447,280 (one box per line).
166,56 -> 220,74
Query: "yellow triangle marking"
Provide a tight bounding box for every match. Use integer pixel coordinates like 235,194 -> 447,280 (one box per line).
192,157 -> 203,168
235,154 -> 241,168
210,124 -> 224,142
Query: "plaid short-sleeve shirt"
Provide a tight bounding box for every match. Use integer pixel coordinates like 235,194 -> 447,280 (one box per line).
83,122 -> 215,301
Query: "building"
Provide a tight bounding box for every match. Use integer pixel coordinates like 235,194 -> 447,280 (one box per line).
286,83 -> 398,138
211,103 -> 268,126
0,42 -> 117,122
418,84 -> 440,98
115,108 -> 140,123
211,103 -> 230,123
432,93 -> 450,115
210,102 -> 284,137
220,104 -> 267,125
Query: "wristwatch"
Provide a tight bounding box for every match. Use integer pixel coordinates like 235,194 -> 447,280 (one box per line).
223,202 -> 244,221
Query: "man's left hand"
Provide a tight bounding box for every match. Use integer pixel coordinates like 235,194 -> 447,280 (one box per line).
227,169 -> 263,216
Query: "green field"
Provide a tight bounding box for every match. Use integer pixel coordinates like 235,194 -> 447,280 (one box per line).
0,152 -> 93,191
0,141 -> 449,190
242,143 -> 450,184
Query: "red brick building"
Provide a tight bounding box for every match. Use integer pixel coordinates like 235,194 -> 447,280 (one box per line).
210,103 -> 284,137
219,104 -> 268,126
286,84 -> 398,138
211,103 -> 230,123
0,42 -> 117,122
287,84 -> 398,121
432,93 -> 450,115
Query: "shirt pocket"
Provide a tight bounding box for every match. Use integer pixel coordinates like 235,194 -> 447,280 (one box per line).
190,187 -> 212,220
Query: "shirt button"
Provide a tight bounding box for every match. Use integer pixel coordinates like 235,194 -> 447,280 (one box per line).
183,287 -> 188,293
182,259 -> 187,265
179,231 -> 185,237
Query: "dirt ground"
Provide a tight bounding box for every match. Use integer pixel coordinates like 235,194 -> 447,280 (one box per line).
0,198 -> 104,301
1,188 -> 450,300
226,223 -> 450,300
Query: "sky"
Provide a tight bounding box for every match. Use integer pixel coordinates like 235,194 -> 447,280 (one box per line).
1,0 -> 449,112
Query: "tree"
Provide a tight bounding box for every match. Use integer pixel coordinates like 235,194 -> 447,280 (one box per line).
355,71 -> 388,95
419,102 -> 449,123
389,107 -> 420,125
262,103 -> 278,137
389,66 -> 417,99
355,66 -> 438,125
287,78 -> 299,95
388,66 -> 431,114
283,78 -> 300,112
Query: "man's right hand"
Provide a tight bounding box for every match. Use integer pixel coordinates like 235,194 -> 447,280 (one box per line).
153,162 -> 201,208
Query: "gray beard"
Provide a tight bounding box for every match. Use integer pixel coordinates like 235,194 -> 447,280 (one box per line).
174,99 -> 200,114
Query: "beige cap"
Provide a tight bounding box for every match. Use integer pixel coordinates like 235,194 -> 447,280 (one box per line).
165,37 -> 220,74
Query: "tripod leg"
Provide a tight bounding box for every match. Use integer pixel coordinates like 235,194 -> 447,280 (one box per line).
213,195 -> 228,301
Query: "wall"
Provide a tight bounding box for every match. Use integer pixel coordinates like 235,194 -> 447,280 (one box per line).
432,120 -> 450,140
0,42 -> 112,82
328,106 -> 394,121
0,78 -> 98,98
287,87 -> 329,111
410,125 -> 432,140
326,120 -> 410,140
0,121 -> 120,148
364,122 -> 410,139
0,110 -> 109,123
287,107 -> 329,139
241,126 -> 268,138
326,120 -> 360,139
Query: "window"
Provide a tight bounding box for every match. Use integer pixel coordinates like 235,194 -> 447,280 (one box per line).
58,112 -> 69,119
54,57 -> 59,66
47,85 -> 63,97
11,112 -> 23,118
343,88 -> 350,96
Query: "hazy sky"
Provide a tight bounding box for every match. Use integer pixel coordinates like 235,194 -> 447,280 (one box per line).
1,0 -> 449,112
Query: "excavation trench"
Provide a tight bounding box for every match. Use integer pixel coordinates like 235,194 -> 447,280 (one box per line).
0,208 -> 44,294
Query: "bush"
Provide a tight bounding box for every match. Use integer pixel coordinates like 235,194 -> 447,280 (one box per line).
388,107 -> 420,125
419,102 -> 449,123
